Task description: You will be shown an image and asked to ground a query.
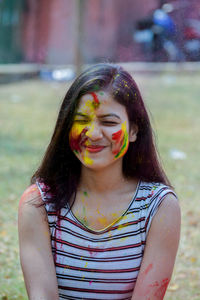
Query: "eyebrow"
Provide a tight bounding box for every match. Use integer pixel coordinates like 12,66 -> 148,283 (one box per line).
75,113 -> 121,120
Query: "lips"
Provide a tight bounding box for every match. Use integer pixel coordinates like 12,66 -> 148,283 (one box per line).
85,145 -> 106,153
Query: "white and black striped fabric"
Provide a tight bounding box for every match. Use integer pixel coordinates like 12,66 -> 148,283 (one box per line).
36,180 -> 177,300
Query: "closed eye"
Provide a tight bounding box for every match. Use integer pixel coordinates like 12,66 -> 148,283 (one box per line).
74,120 -> 119,126
101,121 -> 119,126
74,119 -> 90,124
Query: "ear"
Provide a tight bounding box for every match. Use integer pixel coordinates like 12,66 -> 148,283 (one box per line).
129,124 -> 138,142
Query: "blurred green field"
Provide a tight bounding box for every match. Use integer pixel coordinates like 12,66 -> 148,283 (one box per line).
0,71 -> 199,299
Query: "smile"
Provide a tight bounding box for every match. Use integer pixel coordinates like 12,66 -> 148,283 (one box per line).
85,145 -> 106,153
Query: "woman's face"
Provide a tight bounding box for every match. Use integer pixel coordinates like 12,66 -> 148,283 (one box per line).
69,91 -> 138,170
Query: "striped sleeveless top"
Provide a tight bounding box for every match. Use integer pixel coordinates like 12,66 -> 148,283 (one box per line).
36,180 -> 177,300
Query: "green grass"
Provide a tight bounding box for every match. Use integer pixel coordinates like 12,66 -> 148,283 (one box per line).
0,72 -> 199,299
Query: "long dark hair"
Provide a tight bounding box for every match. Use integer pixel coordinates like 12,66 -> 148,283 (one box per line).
31,63 -> 172,211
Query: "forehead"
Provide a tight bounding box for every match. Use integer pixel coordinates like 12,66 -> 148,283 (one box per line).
77,91 -> 127,115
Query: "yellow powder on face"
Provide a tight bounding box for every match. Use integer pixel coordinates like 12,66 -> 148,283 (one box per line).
81,145 -> 94,165
81,98 -> 96,117
70,122 -> 86,140
84,122 -> 95,144
83,155 -> 93,165
70,124 -> 94,166
70,98 -> 100,165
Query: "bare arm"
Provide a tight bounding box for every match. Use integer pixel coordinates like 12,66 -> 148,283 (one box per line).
131,194 -> 181,300
18,184 -> 59,300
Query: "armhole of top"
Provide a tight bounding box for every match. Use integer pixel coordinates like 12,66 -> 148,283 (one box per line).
35,180 -> 50,213
145,186 -> 178,236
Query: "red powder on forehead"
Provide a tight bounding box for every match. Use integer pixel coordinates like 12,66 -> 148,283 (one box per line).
90,92 -> 100,105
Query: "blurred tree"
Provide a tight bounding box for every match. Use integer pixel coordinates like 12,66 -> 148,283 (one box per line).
0,0 -> 25,63
74,0 -> 85,76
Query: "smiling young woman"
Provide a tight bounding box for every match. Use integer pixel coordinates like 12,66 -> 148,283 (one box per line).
69,91 -> 137,170
18,63 -> 181,300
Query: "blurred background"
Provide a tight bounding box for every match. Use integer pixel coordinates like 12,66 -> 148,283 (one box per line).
0,0 -> 200,68
1,0 -> 200,81
0,0 -> 200,299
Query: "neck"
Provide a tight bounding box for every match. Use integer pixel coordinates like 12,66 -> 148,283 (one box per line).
79,160 -> 127,194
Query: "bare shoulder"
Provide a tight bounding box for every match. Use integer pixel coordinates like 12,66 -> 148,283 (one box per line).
18,184 -> 59,298
157,192 -> 181,218
18,183 -> 50,252
20,183 -> 42,205
19,183 -> 46,221
147,192 -> 181,244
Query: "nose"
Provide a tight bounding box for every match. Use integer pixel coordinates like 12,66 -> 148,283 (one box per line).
85,121 -> 103,141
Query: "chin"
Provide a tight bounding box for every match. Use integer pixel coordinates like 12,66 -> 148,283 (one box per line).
81,157 -> 121,171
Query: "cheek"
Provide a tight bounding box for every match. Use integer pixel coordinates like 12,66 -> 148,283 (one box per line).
112,129 -> 124,144
111,123 -> 129,158
69,124 -> 87,153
